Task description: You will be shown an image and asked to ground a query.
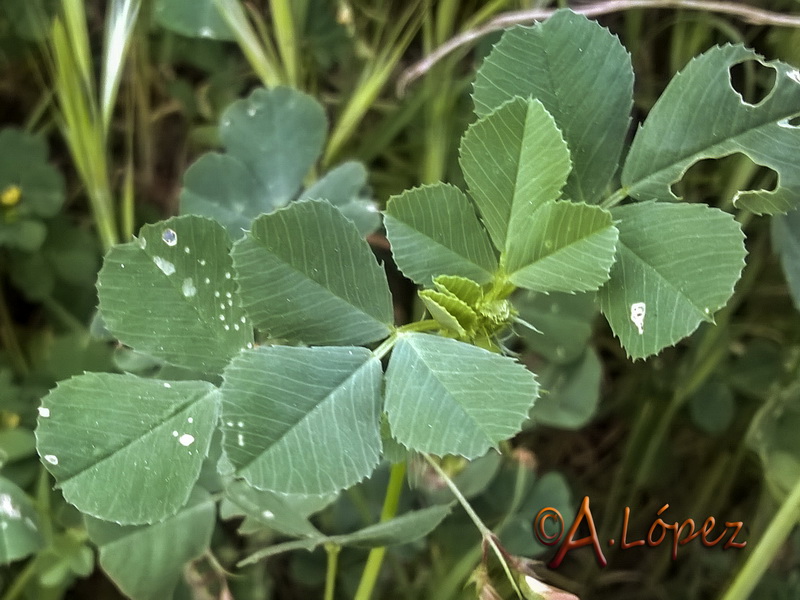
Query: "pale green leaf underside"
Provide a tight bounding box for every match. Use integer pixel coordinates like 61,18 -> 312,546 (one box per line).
532,348 -> 601,430
36,374 -> 219,525
460,97 -> 571,251
221,346 -> 383,495
472,10 -> 633,205
87,488 -> 215,600
772,208 -> 800,311
0,476 -> 42,564
239,504 -> 451,562
98,215 -> 253,374
384,183 -> 497,286
599,202 -> 746,360
232,200 -> 393,345
623,44 -> 800,215
385,333 -> 538,459
222,480 -> 322,538
181,87 -> 327,236
505,201 -> 618,293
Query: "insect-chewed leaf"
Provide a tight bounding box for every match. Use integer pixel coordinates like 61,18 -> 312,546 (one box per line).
623,44 -> 800,215
220,346 -> 383,495
385,333 -> 538,458
86,488 -> 215,600
233,200 -> 393,345
472,10 -> 633,205
384,183 -> 497,285
0,476 -> 42,564
599,202 -> 746,360
35,374 -> 220,525
460,97 -> 571,251
98,215 -> 253,375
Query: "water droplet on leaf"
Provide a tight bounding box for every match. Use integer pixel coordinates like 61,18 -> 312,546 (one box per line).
162,228 -> 177,246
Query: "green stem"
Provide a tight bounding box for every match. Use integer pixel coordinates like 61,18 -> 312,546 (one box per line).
719,475 -> 800,600
0,557 -> 38,600
324,543 -> 341,600
599,187 -> 629,209
354,462 -> 407,600
423,454 -> 522,599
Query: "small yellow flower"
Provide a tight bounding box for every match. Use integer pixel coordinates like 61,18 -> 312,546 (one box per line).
1,185 -> 21,207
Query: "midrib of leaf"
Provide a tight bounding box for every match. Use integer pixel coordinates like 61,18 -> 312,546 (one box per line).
627,99 -> 800,197
244,232 -> 387,327
232,357 -> 378,473
615,240 -> 709,320
402,335 -> 498,444
57,390 -> 211,488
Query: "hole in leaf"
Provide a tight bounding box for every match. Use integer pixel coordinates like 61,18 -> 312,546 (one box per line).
670,153 -> 778,204
729,60 -> 776,106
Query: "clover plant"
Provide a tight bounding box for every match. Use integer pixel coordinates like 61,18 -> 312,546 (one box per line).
28,9 -> 800,599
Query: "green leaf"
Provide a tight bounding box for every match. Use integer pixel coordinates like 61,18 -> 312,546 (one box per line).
513,291 -> 598,364
222,481 -> 323,538
98,215 -> 252,374
385,333 -> 538,458
688,379 -> 735,435
240,504 -> 451,562
747,380 -> 800,501
472,10 -> 633,205
87,488 -> 215,600
181,87 -> 326,237
0,476 -> 43,564
598,202 -> 746,360
460,98 -> 571,251
0,129 -> 65,218
530,349 -> 601,430
504,201 -> 618,293
384,183 -> 498,286
36,374 -> 220,524
232,200 -> 393,345
220,346 -> 383,495
298,161 -> 381,237
622,45 -> 800,215
154,0 -> 234,40
772,208 -> 800,311
419,289 -> 478,336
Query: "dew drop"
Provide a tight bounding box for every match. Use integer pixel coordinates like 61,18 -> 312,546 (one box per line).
225,292 -> 232,299
199,26 -> 213,38
234,324 -> 240,331
187,417 -> 194,423
225,272 -> 232,279
172,430 -> 179,437
199,259 -> 207,266
240,317 -> 247,324
220,303 -> 226,310
184,246 -> 191,254
179,434 -> 195,446
44,455 -> 58,465
163,382 -> 172,388
237,433 -> 245,447
204,277 -> 211,284
237,421 -> 244,428
153,256 -> 176,276
214,291 -> 221,298
227,299 -> 233,307
247,106 -> 257,117
262,510 -> 275,519
38,407 -> 50,418
182,278 -> 197,298
246,343 -> 253,349
162,228 -> 177,246
219,315 -> 226,321
136,236 -> 146,250
224,324 -> 230,331
788,69 -> 800,84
